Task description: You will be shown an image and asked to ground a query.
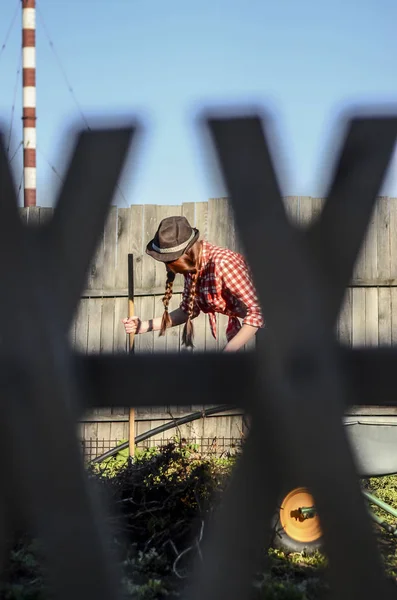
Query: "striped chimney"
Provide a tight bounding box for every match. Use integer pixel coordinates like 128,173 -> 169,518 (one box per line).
22,0 -> 36,207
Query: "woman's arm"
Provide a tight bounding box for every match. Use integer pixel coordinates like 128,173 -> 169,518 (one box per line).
123,308 -> 188,335
140,308 -> 188,332
218,255 -> 264,349
223,324 -> 258,352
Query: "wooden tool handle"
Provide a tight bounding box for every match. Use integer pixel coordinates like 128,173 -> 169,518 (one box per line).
128,253 -> 135,352
128,254 -> 135,457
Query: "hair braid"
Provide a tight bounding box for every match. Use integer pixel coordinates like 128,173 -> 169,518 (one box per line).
159,270 -> 175,336
182,270 -> 198,348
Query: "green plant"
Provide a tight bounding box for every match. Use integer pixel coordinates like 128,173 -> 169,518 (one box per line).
5,449 -> 397,598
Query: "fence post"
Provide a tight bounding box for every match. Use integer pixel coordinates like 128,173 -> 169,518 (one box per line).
128,253 -> 135,457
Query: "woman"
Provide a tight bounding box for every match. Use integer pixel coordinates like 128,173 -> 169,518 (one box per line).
122,216 -> 264,352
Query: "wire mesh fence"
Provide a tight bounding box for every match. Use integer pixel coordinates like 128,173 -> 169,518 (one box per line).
81,438 -> 122,463
82,436 -> 243,462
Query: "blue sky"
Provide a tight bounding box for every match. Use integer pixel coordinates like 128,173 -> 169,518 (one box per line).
0,0 -> 396,207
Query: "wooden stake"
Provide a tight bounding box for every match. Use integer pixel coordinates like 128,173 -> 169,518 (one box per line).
128,254 -> 135,457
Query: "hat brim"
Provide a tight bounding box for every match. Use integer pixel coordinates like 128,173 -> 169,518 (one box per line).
145,228 -> 200,263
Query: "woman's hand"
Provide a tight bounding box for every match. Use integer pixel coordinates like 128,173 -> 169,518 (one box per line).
122,316 -> 142,335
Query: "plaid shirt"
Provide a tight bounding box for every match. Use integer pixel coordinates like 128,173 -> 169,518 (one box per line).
180,241 -> 264,341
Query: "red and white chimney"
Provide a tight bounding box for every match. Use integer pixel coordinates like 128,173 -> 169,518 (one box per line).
22,0 -> 36,207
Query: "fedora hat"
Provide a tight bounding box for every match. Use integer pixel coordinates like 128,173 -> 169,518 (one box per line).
146,216 -> 199,262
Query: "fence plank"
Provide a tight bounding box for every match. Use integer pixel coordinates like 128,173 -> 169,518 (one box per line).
201,413 -> 218,441
19,207 -> 28,224
352,288 -> 366,346
353,203 -> 368,283
115,208 -> 131,291
353,243 -> 366,283
390,198 -> 397,278
193,311 -> 206,353
195,201 -> 208,240
87,298 -> 106,420
225,199 -> 237,251
215,415 -> 232,441
284,196 -> 300,225
87,226 -> 104,292
135,420 -> 152,438
205,311 -> 218,352
100,298 -> 115,353
74,298 -> 89,354
153,295 -> 167,354
392,288 -> 397,345
298,196 -> 313,228
87,298 -> 103,354
208,197 -> 230,247
129,204 -> 144,289
365,288 -> 378,347
182,202 -> 195,228
102,207 -> 117,291
27,206 -> 40,226
338,289 -> 352,346
141,205 -> 157,294
39,207 -> 53,225
364,205 -> 378,281
217,314 -> 229,352
377,197 -> 390,280
378,288 -> 392,346
166,291 -> 181,354
311,197 -> 324,223
113,297 -> 127,354
110,421 -> 128,444
180,419 -> 203,440
138,294 -> 155,354
96,422 -> 112,444
230,415 -> 244,439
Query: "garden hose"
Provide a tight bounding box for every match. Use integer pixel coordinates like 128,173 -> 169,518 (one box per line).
90,404 -> 237,464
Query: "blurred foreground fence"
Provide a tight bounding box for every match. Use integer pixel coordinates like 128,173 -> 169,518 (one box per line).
2,113 -> 397,600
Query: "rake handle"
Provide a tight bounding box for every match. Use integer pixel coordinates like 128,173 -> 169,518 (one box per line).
128,254 -> 135,457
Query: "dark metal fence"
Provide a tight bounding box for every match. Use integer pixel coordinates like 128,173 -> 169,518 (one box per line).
1,111 -> 397,600
81,438 -> 124,463
82,436 -> 243,462
136,436 -> 243,457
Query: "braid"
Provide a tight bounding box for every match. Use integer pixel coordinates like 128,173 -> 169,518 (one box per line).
182,270 -> 198,348
159,270 -> 175,336
158,240 -> 202,346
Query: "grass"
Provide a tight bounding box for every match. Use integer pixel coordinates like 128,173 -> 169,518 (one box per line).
363,475 -> 397,581
252,474 -> 397,599
1,443 -> 397,599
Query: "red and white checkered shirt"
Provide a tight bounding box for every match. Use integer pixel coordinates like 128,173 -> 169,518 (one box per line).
180,241 -> 264,341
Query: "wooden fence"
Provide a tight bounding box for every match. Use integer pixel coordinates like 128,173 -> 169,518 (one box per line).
20,196 -> 397,455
